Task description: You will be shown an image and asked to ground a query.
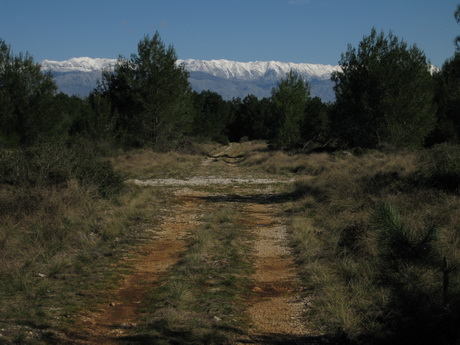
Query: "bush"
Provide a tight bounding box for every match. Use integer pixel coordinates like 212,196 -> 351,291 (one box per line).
0,140 -> 124,197
74,159 -> 124,197
372,203 -> 460,345
416,143 -> 460,193
0,145 -> 72,186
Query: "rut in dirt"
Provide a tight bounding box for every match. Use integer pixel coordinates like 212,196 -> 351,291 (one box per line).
202,190 -> 322,345
197,144 -> 327,344
64,197 -> 203,344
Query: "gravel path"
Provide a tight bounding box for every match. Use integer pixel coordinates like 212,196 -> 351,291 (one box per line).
232,202 -> 312,344
131,177 -> 293,186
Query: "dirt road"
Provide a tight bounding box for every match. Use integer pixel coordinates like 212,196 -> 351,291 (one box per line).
65,143 -> 325,344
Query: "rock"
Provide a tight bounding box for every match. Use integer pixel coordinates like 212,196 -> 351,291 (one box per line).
120,323 -> 137,329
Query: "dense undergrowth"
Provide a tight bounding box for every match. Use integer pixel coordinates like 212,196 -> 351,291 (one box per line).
241,142 -> 460,345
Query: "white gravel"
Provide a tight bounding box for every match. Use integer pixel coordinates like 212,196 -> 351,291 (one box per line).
130,177 -> 294,187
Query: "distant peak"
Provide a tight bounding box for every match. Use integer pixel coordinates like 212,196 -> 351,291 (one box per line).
177,58 -> 341,80
40,57 -> 117,72
41,57 -> 338,101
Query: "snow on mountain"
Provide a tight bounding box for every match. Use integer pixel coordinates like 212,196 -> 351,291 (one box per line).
178,59 -> 339,81
176,59 -> 339,101
40,57 -> 340,101
41,57 -> 116,73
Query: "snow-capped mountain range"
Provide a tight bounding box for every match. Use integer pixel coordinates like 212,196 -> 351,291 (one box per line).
40,57 -> 340,102
40,57 -> 116,73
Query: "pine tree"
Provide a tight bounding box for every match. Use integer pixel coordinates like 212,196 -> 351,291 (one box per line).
0,39 -> 57,146
431,53 -> 460,144
302,97 -> 329,144
455,4 -> 460,50
99,32 -> 193,149
270,70 -> 310,149
331,29 -> 436,149
192,90 -> 231,141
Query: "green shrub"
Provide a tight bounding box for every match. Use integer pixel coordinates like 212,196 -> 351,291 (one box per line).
372,203 -> 460,345
74,158 -> 124,197
416,143 -> 460,193
0,145 -> 71,186
0,141 -> 124,197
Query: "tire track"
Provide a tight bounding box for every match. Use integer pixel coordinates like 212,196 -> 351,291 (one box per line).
62,143 -> 325,344
64,197 -> 203,344
233,201 -> 312,344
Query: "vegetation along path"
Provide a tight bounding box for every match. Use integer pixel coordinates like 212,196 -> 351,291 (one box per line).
64,143 -> 325,344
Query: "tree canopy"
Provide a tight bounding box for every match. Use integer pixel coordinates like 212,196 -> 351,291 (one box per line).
431,53 -> 460,144
331,29 -> 436,149
98,32 -> 193,149
455,4 -> 460,50
0,39 -> 58,146
270,70 -> 311,149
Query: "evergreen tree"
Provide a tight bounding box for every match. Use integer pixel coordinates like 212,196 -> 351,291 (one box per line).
192,90 -> 231,142
373,203 -> 460,345
99,32 -> 193,149
227,95 -> 272,142
331,29 -> 436,149
270,70 -> 310,149
430,53 -> 460,144
65,92 -> 115,141
0,39 -> 58,146
302,97 -> 330,145
455,4 -> 460,50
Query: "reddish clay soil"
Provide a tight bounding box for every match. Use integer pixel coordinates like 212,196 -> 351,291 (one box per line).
63,197 -> 201,344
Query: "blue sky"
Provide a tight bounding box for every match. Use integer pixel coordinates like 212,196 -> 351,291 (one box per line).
1,0 -> 458,67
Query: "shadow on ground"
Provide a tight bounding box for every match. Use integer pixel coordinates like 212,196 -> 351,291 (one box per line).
236,333 -> 332,344
118,333 -> 332,345
196,191 -> 306,204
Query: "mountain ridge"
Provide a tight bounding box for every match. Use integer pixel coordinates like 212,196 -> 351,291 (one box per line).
40,57 -> 339,101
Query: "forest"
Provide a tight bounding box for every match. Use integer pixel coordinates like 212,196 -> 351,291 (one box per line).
1,27 -> 460,152
0,5 -> 460,345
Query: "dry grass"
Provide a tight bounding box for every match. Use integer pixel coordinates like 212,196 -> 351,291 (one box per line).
285,146 -> 460,344
137,206 -> 253,344
3,140 -> 459,344
241,149 -> 334,176
0,148 -> 171,343
111,149 -> 204,179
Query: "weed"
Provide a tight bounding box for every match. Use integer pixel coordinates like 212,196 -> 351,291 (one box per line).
415,143 -> 460,193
